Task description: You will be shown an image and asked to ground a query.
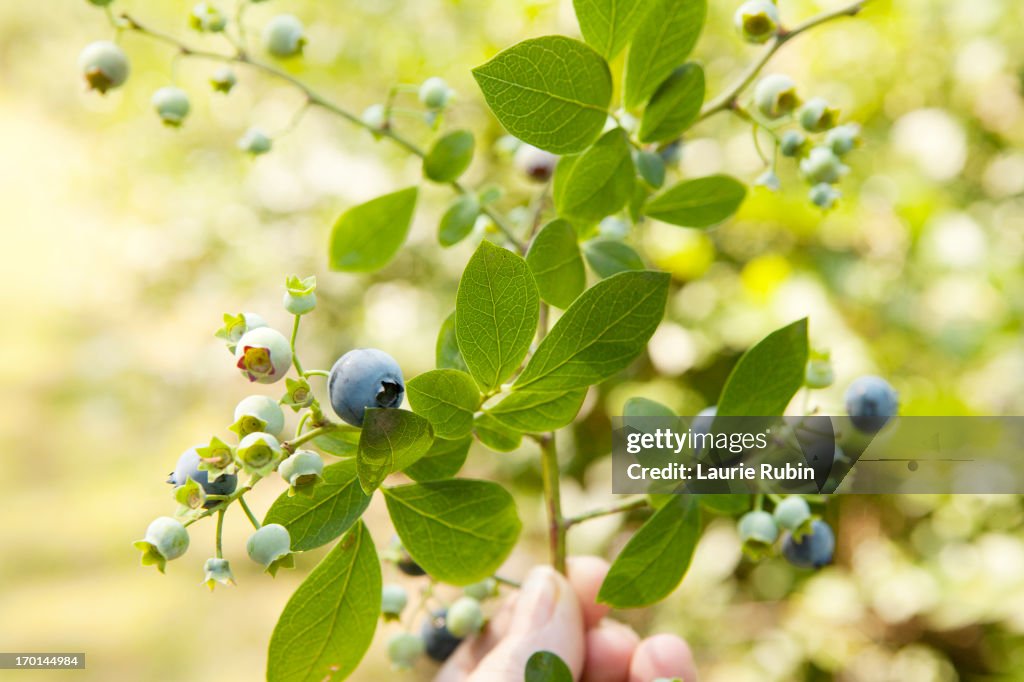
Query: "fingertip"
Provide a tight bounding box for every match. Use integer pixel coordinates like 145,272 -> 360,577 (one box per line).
582,620 -> 639,682
567,556 -> 611,629
629,633 -> 697,682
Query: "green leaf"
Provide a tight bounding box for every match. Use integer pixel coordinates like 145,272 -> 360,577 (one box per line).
526,220 -> 586,309
328,187 -> 418,272
644,175 -> 746,228
597,496 -> 699,608
472,36 -> 612,154
717,318 -> 808,417
699,494 -> 749,515
383,479 -> 521,584
267,521 -> 380,682
553,128 -> 635,224
486,388 -> 587,432
312,430 -> 360,457
405,436 -> 472,482
473,413 -> 523,452
456,241 -> 539,392
407,369 -> 481,440
525,650 -> 573,682
424,130 -> 475,183
356,409 -> 434,494
436,311 -> 469,372
623,397 -> 674,418
624,0 -> 706,109
639,63 -> 705,143
513,270 -> 668,392
573,0 -> 654,60
635,150 -> 665,189
439,195 -> 480,248
583,240 -> 645,278
263,459 -> 371,552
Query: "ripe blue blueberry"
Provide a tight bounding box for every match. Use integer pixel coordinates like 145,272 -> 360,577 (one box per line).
799,97 -> 840,133
514,143 -> 558,183
659,140 -> 683,166
236,431 -> 283,477
134,516 -> 190,573
283,275 -> 317,315
753,74 -> 799,119
782,519 -> 835,569
734,0 -> 780,44
235,327 -> 292,384
190,3 -> 227,32
738,510 -> 778,546
263,14 -> 305,58
237,127 -> 272,155
808,183 -> 841,210
168,446 -> 238,504
246,523 -> 294,575
845,375 -> 898,433
772,496 -> 812,533
278,450 -> 324,493
79,41 -> 130,94
446,597 -> 484,638
152,87 -> 191,127
210,66 -> 237,93
779,130 -> 807,158
233,395 -> 285,437
800,147 -> 847,185
381,583 -> 409,620
421,610 -> 463,662
328,348 -> 405,427
825,123 -> 861,156
203,557 -> 236,589
387,632 -> 424,671
805,355 -> 834,389
419,77 -> 453,110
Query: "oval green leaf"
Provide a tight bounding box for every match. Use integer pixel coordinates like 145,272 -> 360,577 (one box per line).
553,128 -> 635,224
573,0 -> 654,59
525,650 -> 574,682
436,311 -> 469,372
624,0 -> 706,109
526,220 -> 586,309
472,36 -> 612,154
424,130 -> 475,183
473,413 -> 523,452
639,63 -> 705,143
405,436 -> 472,482
485,388 -> 587,433
623,396 -> 675,418
329,187 -> 418,272
439,195 -> 480,248
583,240 -> 645,278
357,408 -> 434,494
267,521 -> 380,682
407,369 -> 481,439
643,175 -> 747,228
383,479 -> 522,585
717,318 -> 808,418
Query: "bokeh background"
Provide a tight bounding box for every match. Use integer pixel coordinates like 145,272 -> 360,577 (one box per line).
3,0 -> 1024,679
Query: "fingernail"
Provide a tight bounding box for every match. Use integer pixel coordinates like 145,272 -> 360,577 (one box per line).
510,566 -> 558,633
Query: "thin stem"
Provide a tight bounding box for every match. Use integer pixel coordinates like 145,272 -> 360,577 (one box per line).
295,411 -> 311,438
215,508 -> 225,558
238,496 -> 261,529
289,315 -> 305,376
303,369 -> 329,378
284,422 -> 353,452
536,433 -> 567,574
184,477 -> 259,527
493,574 -> 521,589
565,497 -> 651,527
118,12 -> 525,252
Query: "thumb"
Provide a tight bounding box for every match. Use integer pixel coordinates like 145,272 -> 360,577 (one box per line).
466,566 -> 585,681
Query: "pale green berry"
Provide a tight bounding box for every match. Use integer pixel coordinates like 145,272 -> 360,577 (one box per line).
799,97 -> 840,132
263,14 -> 305,58
493,135 -> 521,159
283,275 -> 317,315
387,632 -> 424,671
779,130 -> 807,158
152,86 -> 191,127
800,147 -> 847,185
234,327 -> 291,383
773,496 -> 812,532
463,578 -> 498,601
419,77 -> 453,110
755,169 -> 780,192
805,357 -> 834,389
236,431 -> 283,476
79,41 -> 130,94
446,597 -> 484,638
754,74 -> 799,119
210,66 -> 237,93
825,123 -> 861,156
738,510 -> 778,546
234,395 -> 285,437
190,2 -> 227,32
203,558 -> 236,589
246,523 -> 291,567
808,183 -> 841,210
134,516 -> 189,573
238,127 -> 272,155
381,583 -> 409,620
734,0 -> 780,44
278,450 -> 324,488
362,104 -> 387,130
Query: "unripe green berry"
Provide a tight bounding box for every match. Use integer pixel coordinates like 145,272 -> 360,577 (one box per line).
808,182 -> 841,210
825,123 -> 861,156
233,395 -> 285,437
134,516 -> 189,573
738,510 -> 778,546
387,632 -> 424,671
79,41 -> 130,94
234,327 -> 291,383
263,14 -> 305,58
362,104 -> 387,131
236,431 -> 283,476
779,130 -> 807,158
755,169 -> 780,192
800,147 -> 847,185
278,450 -> 324,490
446,597 -> 484,638
216,311 -> 267,352
246,523 -> 292,568
805,357 -> 834,389
754,74 -> 799,119
381,583 -> 409,620
799,97 -> 840,132
203,557 -> 236,589
238,127 -> 272,155
190,2 -> 227,32
152,86 -> 191,127
419,77 -> 453,110
210,66 -> 237,93
734,0 -> 780,44
463,578 -> 498,601
283,275 -> 317,315
773,496 -> 812,532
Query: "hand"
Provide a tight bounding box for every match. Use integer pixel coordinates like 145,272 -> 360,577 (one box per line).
437,557 -> 697,682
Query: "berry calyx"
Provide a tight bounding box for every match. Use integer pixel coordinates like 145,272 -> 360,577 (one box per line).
203,558 -> 236,590
168,446 -> 238,504
738,510 -> 778,557
799,97 -> 840,133
79,41 -> 130,94
753,74 -> 799,119
134,517 -> 190,573
234,327 -> 292,384
283,275 -> 317,316
210,66 -> 237,94
734,0 -> 780,44
216,312 -> 268,352
513,143 -> 558,183
236,431 -> 283,477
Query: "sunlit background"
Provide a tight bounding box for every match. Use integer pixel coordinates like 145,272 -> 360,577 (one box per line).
2,0 -> 1024,679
